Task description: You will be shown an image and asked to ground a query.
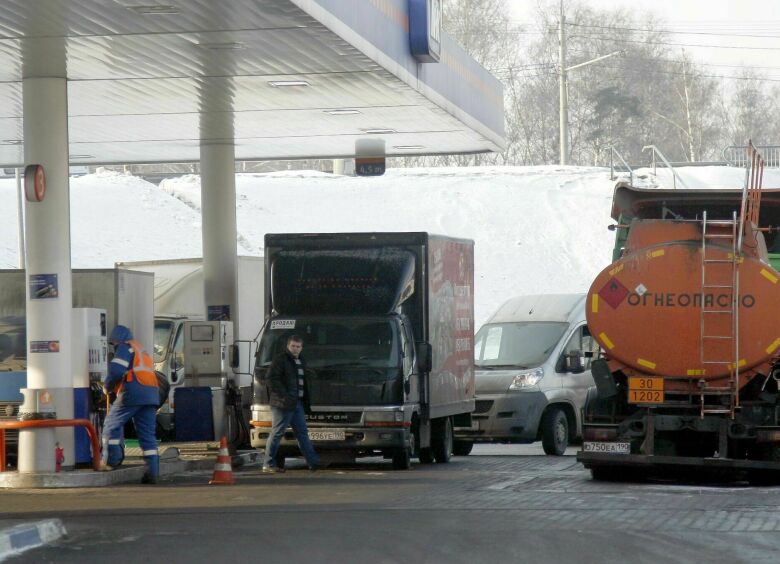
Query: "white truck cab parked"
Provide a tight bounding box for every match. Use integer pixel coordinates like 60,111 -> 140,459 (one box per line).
454,294 -> 598,455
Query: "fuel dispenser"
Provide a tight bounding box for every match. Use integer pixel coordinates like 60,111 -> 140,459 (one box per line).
176,320 -> 246,444
72,307 -> 108,465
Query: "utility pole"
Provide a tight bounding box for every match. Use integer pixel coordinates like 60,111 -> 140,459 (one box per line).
558,0 -> 622,166
558,0 -> 568,165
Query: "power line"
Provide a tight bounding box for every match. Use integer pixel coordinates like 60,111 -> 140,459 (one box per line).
565,21 -> 780,40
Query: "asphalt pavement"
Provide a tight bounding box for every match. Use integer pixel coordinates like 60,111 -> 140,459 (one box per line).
2,443 -> 780,563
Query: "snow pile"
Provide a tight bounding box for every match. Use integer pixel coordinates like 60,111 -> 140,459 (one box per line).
5,163 -> 767,324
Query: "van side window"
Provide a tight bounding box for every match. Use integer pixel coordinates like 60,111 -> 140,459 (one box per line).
562,326 -> 599,370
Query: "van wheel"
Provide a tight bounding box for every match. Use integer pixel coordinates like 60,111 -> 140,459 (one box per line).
453,440 -> 473,456
541,407 -> 568,455
432,417 -> 453,463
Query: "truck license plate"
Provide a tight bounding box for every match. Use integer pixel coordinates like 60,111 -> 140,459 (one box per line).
583,442 -> 630,454
628,376 -> 664,404
308,430 -> 345,441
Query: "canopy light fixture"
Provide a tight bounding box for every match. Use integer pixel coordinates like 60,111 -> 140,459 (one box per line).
393,145 -> 425,150
325,109 -> 362,116
70,154 -> 95,160
0,140 -> 22,145
361,128 -> 396,135
268,80 -> 310,88
129,5 -> 180,15
197,42 -> 245,51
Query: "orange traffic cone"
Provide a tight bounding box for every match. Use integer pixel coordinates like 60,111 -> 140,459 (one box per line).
209,436 -> 235,485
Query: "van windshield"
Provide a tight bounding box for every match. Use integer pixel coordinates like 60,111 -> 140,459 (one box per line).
474,322 -> 568,369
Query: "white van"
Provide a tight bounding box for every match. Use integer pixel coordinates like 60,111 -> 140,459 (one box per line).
454,294 -> 598,456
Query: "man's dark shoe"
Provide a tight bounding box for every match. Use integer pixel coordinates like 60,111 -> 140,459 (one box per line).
262,465 -> 285,474
141,473 -> 158,485
308,463 -> 322,472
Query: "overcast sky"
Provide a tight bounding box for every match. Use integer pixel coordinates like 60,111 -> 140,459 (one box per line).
507,0 -> 780,74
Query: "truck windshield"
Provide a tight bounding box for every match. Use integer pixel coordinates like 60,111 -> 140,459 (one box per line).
257,317 -> 403,406
258,317 -> 399,369
474,322 -> 568,369
153,320 -> 174,364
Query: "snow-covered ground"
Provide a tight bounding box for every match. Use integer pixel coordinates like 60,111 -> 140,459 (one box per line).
2,164 -> 770,325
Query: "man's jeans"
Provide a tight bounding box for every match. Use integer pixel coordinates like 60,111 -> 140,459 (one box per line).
264,401 -> 320,468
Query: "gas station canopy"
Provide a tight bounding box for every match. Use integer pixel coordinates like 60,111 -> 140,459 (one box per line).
0,0 -> 505,166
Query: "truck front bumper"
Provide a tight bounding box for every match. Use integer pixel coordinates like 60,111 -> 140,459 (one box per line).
250,425 -> 408,454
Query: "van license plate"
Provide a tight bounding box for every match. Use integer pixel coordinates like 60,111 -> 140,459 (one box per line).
583,442 -> 630,454
308,430 -> 345,441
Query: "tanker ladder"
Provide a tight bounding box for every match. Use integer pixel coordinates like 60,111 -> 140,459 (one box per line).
699,209 -> 740,418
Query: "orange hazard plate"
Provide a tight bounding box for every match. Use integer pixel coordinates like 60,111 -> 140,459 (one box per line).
628,377 -> 664,404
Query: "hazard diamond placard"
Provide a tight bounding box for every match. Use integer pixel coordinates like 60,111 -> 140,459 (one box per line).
598,278 -> 629,309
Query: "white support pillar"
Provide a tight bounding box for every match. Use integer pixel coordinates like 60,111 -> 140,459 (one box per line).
200,142 -> 238,331
19,77 -> 74,472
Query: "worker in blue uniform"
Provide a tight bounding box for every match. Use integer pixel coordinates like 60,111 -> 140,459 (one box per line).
100,324 -> 160,484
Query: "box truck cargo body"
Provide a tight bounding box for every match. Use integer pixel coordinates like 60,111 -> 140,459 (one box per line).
250,232 -> 475,469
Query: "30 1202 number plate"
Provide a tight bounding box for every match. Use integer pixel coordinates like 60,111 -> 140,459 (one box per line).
628,377 -> 664,404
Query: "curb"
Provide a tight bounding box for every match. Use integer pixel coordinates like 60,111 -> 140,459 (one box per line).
0,519 -> 66,561
0,451 -> 260,488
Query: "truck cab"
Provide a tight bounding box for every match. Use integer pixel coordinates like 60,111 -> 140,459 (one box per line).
153,314 -> 189,435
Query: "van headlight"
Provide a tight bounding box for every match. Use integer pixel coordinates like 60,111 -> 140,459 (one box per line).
508,368 -> 544,390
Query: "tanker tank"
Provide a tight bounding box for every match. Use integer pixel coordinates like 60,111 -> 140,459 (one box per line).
577,168 -> 780,484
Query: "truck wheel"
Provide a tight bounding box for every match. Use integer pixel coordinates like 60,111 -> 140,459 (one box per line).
392,433 -> 413,470
541,407 -> 568,455
453,440 -> 473,456
432,417 -> 453,463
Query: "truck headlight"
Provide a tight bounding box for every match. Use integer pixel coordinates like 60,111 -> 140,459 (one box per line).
508,368 -> 544,390
364,410 -> 405,426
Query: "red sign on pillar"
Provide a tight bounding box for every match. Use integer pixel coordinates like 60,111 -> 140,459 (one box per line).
24,164 -> 46,202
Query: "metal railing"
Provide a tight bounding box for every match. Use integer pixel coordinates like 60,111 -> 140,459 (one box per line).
642,145 -> 690,189
723,145 -> 780,168
609,146 -> 633,185
0,419 -> 101,471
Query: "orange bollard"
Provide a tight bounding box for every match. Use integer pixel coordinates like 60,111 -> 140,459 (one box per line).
208,436 -> 235,485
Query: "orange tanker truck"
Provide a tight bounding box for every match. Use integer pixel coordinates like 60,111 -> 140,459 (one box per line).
577,152 -> 780,483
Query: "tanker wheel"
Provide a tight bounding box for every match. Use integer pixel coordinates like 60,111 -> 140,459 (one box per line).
432,417 -> 453,463
541,407 -> 568,456
453,440 -> 473,456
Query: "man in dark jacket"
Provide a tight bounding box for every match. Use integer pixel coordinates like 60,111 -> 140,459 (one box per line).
263,334 -> 321,472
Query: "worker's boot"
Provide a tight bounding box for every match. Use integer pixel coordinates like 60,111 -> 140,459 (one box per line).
106,440 -> 125,468
141,455 -> 160,484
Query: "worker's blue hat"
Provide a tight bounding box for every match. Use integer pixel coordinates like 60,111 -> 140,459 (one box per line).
109,324 -> 133,344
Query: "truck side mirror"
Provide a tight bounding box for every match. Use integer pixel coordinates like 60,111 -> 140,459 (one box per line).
416,342 -> 432,373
